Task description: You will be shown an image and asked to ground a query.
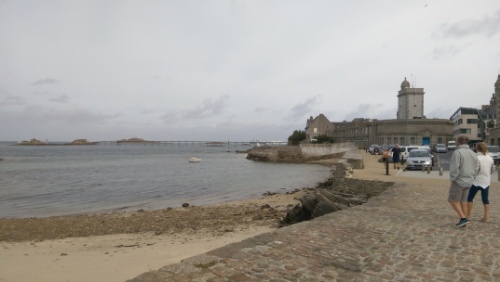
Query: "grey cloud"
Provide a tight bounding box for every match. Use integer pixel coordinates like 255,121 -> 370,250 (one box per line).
10,105 -> 119,125
428,45 -> 465,60
182,95 -> 229,119
152,75 -> 172,81
31,78 -> 59,86
35,91 -> 52,95
49,94 -> 70,103
142,108 -> 156,114
344,104 -> 395,121
160,111 -> 179,122
426,107 -> 455,119
46,108 -> 120,124
0,94 -> 25,106
436,10 -> 500,38
289,95 -> 322,119
254,107 -> 268,113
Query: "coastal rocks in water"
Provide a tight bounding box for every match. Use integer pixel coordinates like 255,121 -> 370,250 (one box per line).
281,163 -> 393,226
17,138 -> 98,145
17,138 -> 47,145
182,203 -> 190,208
71,139 -> 98,145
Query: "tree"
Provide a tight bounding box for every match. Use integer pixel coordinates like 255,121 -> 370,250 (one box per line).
487,120 -> 495,129
288,130 -> 306,145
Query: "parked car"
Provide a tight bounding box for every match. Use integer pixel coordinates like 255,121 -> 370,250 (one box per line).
433,144 -> 447,153
405,149 -> 433,170
447,140 -> 456,151
368,144 -> 381,155
487,145 -> 500,165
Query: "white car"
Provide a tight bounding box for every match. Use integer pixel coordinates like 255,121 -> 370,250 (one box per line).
433,144 -> 447,153
405,149 -> 433,170
488,145 -> 500,165
447,141 -> 456,151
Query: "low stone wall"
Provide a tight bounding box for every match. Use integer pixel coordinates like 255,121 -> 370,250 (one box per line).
246,142 -> 363,169
299,143 -> 358,157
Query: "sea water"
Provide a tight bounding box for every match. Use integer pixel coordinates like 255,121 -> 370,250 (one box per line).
0,142 -> 332,218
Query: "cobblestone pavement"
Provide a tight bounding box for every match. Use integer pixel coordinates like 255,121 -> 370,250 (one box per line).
128,154 -> 500,281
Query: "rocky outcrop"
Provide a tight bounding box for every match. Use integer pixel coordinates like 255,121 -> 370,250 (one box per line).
71,139 -> 98,145
18,138 -> 46,145
281,162 -> 393,226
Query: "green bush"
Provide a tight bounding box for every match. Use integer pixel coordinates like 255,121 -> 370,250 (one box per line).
316,134 -> 334,144
288,130 -> 306,145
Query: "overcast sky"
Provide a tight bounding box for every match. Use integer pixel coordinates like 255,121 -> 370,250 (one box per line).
1,1 -> 500,142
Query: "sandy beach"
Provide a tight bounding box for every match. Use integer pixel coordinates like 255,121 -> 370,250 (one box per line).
1,227 -> 273,282
0,183 -> 313,282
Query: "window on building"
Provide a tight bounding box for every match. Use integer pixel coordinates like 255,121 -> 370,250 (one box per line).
410,137 -> 415,144
467,119 -> 478,124
438,138 -> 443,144
459,128 -> 471,134
400,137 -> 404,145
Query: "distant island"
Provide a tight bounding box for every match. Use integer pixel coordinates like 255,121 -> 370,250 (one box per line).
15,137 -> 154,146
14,138 -> 287,146
17,138 -> 98,146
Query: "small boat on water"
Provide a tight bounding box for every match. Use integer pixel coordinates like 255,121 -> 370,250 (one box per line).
189,157 -> 201,163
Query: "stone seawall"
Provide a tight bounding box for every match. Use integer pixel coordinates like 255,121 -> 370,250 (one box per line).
246,142 -> 363,169
299,143 -> 358,156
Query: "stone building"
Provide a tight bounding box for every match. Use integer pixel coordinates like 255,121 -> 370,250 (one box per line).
480,94 -> 497,143
331,118 -> 371,145
304,114 -> 333,142
307,78 -> 454,148
367,119 -> 453,147
485,75 -> 500,144
449,107 -> 482,143
397,77 -> 425,119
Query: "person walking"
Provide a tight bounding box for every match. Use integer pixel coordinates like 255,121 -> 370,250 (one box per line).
466,142 -> 494,222
391,144 -> 401,169
448,135 -> 479,227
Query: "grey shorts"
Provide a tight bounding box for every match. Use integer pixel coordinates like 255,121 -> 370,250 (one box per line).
448,182 -> 470,202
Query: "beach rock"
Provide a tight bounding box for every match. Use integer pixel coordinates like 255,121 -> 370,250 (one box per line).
182,203 -> 189,208
280,163 -> 392,226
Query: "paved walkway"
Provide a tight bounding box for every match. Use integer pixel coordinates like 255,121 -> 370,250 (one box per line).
129,151 -> 500,282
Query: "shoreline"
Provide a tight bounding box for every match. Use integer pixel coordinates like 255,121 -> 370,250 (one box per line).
0,158 -> 343,282
0,184 -> 318,282
0,148 -> 333,220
